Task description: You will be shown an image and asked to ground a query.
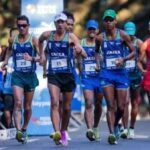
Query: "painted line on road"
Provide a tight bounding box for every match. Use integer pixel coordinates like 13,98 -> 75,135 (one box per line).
28,138 -> 39,143
0,147 -> 8,150
135,135 -> 149,139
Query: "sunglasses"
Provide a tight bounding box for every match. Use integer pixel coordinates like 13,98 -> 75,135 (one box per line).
17,24 -> 28,28
104,18 -> 115,22
88,27 -> 96,31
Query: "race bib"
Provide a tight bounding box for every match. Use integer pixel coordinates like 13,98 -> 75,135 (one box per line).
106,58 -> 117,68
85,63 -> 96,72
16,59 -> 31,68
51,58 -> 67,69
125,60 -> 136,69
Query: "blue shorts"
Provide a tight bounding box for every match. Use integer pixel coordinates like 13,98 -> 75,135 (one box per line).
81,77 -> 103,93
99,69 -> 129,89
128,71 -> 142,90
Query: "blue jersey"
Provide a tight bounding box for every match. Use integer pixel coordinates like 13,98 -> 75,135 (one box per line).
101,29 -> 125,70
3,57 -> 13,94
124,38 -> 139,72
47,31 -> 73,73
12,34 -> 37,72
80,38 -> 98,78
0,71 -> 3,92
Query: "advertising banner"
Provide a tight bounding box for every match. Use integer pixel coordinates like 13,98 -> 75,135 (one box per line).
21,0 -> 64,37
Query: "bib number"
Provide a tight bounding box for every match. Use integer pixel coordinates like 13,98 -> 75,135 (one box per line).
51,58 -> 67,69
16,60 -> 31,68
125,60 -> 135,69
85,63 -> 96,72
106,58 -> 117,68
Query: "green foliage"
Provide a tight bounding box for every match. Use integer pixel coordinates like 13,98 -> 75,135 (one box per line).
0,0 -> 150,45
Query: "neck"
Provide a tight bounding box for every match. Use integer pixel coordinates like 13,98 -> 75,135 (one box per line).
87,37 -> 95,43
130,36 -> 135,41
55,30 -> 65,41
106,28 -> 116,36
18,33 -> 29,42
56,29 -> 65,36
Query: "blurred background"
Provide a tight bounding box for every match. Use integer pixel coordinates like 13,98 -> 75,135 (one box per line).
0,0 -> 150,46
0,0 -> 150,138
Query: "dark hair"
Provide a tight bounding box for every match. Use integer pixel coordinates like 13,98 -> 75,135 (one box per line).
9,27 -> 18,37
16,15 -> 30,25
63,10 -> 75,21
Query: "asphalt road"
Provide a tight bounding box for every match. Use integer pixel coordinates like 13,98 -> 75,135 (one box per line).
0,120 -> 150,150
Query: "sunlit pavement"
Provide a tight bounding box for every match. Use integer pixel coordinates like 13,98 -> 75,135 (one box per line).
0,120 -> 150,150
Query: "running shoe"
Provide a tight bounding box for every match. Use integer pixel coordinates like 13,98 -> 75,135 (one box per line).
21,130 -> 28,144
50,132 -> 55,139
53,131 -> 61,145
60,131 -> 68,146
65,131 -> 71,141
93,127 -> 100,141
108,134 -> 118,145
128,128 -> 135,139
16,130 -> 23,142
120,128 -> 128,139
114,126 -> 120,140
86,129 -> 95,141
118,123 -> 124,132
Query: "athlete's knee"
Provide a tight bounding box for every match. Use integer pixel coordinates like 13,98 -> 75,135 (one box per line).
107,102 -> 115,111
131,100 -> 139,109
117,105 -> 124,114
24,103 -> 32,110
51,101 -> 59,110
24,108 -> 32,112
63,103 -> 71,110
85,102 -> 93,109
14,101 -> 22,109
63,107 -> 71,113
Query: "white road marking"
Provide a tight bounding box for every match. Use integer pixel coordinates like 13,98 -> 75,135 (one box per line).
28,138 -> 39,143
0,148 -> 8,150
135,135 -> 149,139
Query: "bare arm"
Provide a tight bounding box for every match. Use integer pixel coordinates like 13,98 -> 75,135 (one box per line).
24,36 -> 40,62
38,31 -> 51,65
115,30 -> 135,67
95,35 -> 102,71
1,38 -> 13,70
32,36 -> 40,62
137,40 -> 147,74
121,30 -> 135,61
43,49 -> 48,78
69,33 -> 87,58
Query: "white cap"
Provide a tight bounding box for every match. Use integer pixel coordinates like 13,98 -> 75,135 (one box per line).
54,13 -> 67,22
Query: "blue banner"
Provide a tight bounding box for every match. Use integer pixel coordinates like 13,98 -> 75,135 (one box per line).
21,0 -> 64,37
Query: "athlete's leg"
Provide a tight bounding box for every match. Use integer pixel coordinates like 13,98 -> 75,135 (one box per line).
83,89 -> 96,141
94,93 -> 103,128
130,88 -> 141,128
59,93 -> 63,124
115,89 -> 127,127
48,83 -> 61,132
22,91 -> 35,130
13,86 -> 24,130
122,88 -> 130,129
3,95 -> 14,128
84,90 -> 94,129
103,86 -> 115,134
61,92 -> 74,131
146,90 -> 150,114
93,92 -> 103,141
